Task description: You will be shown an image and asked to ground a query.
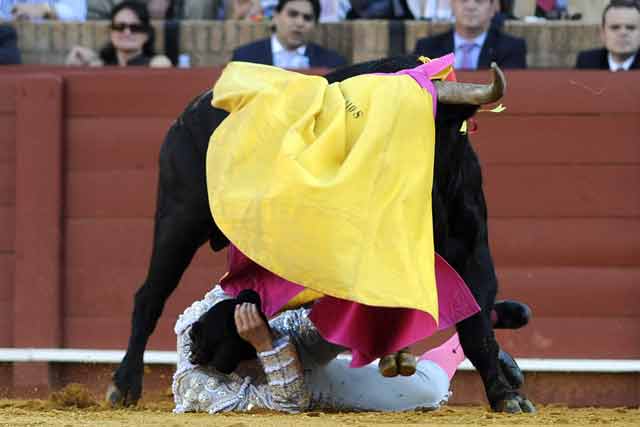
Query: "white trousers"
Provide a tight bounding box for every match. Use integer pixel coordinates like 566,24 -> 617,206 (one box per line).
304,355 -> 451,411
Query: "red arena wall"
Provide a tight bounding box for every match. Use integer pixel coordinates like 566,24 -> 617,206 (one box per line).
0,67 -> 638,405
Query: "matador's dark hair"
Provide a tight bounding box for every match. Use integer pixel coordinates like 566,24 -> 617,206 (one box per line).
188,290 -> 269,374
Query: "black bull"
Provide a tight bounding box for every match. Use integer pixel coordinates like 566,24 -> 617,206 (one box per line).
108,56 -> 534,412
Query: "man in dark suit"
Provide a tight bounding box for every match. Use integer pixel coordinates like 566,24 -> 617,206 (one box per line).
232,0 -> 346,69
414,0 -> 526,69
576,0 -> 640,71
0,24 -> 21,65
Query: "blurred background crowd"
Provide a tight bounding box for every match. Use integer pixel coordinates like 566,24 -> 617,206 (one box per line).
1,0 -> 638,70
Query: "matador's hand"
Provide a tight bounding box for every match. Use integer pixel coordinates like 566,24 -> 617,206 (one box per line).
235,303 -> 273,352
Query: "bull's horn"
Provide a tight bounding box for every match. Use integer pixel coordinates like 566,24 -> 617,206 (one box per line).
434,62 -> 506,105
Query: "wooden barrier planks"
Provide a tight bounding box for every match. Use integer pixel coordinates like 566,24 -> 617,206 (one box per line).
458,70 -> 640,114
473,114 -> 640,165
489,217 -> 639,267
0,78 -> 17,351
64,69 -> 221,118
484,164 -> 640,218
66,117 -> 171,172
66,170 -> 158,218
0,254 -> 14,347
13,74 -> 64,348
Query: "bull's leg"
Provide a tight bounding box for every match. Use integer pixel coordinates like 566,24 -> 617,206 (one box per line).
107,113 -> 221,405
456,248 -> 535,413
108,204 -> 212,406
499,348 -> 525,389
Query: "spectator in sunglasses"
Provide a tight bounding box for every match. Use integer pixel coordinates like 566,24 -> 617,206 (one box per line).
66,0 -> 171,67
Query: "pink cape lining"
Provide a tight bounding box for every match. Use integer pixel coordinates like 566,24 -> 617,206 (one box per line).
373,52 -> 455,116
221,245 -> 480,367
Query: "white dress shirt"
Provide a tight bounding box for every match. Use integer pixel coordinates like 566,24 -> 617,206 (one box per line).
271,34 -> 310,69
317,0 -> 351,22
608,52 -> 637,71
405,0 -> 452,20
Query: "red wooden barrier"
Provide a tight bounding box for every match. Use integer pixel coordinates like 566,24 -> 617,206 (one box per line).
12,74 -> 65,394
0,67 -> 638,404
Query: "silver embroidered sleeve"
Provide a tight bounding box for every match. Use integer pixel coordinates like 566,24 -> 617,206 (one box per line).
270,308 -> 345,365
257,336 -> 310,413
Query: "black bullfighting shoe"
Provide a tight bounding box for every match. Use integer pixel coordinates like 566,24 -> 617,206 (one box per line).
499,349 -> 525,389
378,348 -> 417,377
492,300 -> 532,329
378,353 -> 399,377
397,348 -> 417,376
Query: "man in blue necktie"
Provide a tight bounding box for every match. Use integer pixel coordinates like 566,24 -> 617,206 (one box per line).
414,0 -> 526,70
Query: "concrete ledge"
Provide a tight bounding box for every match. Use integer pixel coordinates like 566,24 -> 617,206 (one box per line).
2,348 -> 640,373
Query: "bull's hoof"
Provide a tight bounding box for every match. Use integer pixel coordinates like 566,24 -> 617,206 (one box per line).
106,382 -> 140,407
493,396 -> 536,413
378,354 -> 398,377
106,382 -> 125,406
495,398 -> 522,413
519,398 -> 536,413
397,350 -> 417,377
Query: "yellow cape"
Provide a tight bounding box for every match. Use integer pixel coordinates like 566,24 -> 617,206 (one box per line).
207,62 -> 438,317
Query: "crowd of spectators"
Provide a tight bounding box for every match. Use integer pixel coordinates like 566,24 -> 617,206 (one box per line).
1,0 -> 638,70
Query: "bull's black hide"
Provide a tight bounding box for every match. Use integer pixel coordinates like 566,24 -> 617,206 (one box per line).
108,55 -> 534,413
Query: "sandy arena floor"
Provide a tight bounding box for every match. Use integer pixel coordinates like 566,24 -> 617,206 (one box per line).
0,385 -> 638,427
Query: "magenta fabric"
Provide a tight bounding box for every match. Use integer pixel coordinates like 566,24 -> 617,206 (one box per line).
373,53 -> 455,117
221,245 -> 480,367
536,0 -> 555,13
220,54 -> 477,367
419,333 -> 465,380
309,254 -> 479,367
221,245 -> 306,318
